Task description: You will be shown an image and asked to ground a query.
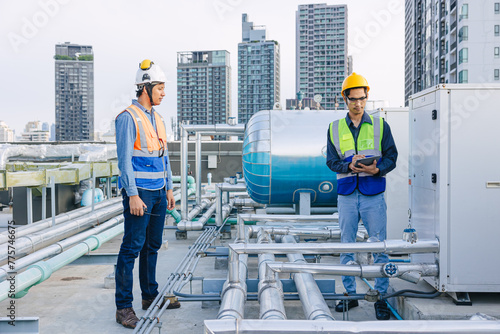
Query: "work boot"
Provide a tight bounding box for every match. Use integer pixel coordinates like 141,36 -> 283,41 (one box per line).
334,299 -> 359,312
142,295 -> 181,310
374,300 -> 391,320
116,307 -> 139,329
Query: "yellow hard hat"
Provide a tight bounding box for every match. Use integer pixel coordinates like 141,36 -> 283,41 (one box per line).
341,72 -> 370,98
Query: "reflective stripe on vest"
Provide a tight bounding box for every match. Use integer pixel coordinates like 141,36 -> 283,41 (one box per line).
329,115 -> 385,195
117,104 -> 169,190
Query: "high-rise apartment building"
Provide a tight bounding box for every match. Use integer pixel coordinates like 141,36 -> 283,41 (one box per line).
238,14 -> 280,124
404,0 -> 500,104
0,121 -> 14,142
21,121 -> 49,142
55,42 -> 94,141
177,50 -> 231,138
296,3 -> 348,110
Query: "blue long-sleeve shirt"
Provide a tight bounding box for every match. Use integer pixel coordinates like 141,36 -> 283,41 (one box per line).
116,99 -> 173,196
326,111 -> 398,177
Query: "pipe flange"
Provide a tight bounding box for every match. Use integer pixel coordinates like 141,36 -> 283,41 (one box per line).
383,263 -> 399,277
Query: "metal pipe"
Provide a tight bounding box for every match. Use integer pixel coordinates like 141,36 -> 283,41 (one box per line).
237,214 -> 340,240
180,126 -> 188,219
218,249 -> 248,320
180,124 -> 245,133
266,207 -> 338,214
0,223 -> 124,301
265,262 -> 439,282
229,239 -> 440,255
257,229 -> 286,320
248,226 -> 366,242
135,227 -> 219,334
0,216 -> 123,281
195,132 -> 202,205
0,198 -> 121,245
361,278 -> 403,320
0,202 -> 123,264
176,201 -> 217,231
204,319 -> 500,333
233,198 -> 266,208
282,235 -> 334,321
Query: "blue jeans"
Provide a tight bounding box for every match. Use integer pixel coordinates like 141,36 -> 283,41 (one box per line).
115,188 -> 166,309
338,189 -> 389,294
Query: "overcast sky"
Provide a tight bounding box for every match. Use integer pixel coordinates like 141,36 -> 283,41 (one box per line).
0,0 -> 405,136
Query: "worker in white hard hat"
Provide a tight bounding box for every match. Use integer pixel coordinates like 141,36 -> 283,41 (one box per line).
114,60 -> 180,329
326,73 -> 398,320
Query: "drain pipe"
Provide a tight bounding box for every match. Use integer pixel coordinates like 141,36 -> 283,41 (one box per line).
0,203 -> 123,264
281,235 -> 335,321
0,197 -> 121,245
180,126 -> 189,219
257,229 -> 286,320
0,223 -> 124,301
0,216 -> 123,281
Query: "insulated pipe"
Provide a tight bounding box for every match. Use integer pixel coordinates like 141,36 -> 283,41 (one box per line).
237,214 -> 340,240
266,207 -> 338,214
187,199 -> 212,221
228,239 -> 440,256
176,201 -> 217,231
233,198 -> 266,208
0,216 -> 123,281
257,229 -> 286,320
195,132 -> 202,205
0,197 -> 121,245
282,235 -> 334,321
180,126 -> 189,219
0,203 -> 123,264
203,319 -> 500,334
0,223 -> 124,301
180,124 -> 245,133
249,226 -> 366,242
216,183 -> 246,226
218,226 -> 249,321
264,262 -> 439,283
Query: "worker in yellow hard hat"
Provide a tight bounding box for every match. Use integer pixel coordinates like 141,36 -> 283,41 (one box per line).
326,72 -> 398,320
114,60 -> 180,329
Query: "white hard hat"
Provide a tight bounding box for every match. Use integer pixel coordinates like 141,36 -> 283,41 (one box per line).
135,59 -> 166,86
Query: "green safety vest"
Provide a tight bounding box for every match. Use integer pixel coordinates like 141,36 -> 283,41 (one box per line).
329,115 -> 386,195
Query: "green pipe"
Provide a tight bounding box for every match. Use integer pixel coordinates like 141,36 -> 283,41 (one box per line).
0,223 -> 124,301
171,175 -> 195,185
167,184 -> 196,223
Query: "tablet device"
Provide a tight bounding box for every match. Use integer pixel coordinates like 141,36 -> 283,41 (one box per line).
354,156 -> 381,167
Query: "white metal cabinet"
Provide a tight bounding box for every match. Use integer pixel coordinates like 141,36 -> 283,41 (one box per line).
409,84 -> 500,292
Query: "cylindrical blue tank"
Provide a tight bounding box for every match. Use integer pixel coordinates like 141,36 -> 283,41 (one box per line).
242,109 -> 347,206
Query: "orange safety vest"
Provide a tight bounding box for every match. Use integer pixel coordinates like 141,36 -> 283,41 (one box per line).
118,104 -> 169,190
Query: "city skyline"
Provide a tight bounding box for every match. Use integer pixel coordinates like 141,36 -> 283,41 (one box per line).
1,0 -> 405,136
